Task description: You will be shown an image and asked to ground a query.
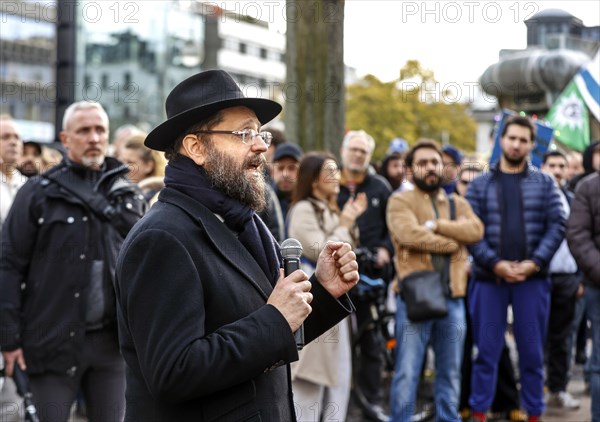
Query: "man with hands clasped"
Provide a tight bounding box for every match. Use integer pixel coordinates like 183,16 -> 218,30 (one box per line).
465,115 -> 565,422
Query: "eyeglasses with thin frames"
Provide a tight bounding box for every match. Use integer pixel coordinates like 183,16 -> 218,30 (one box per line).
195,129 -> 273,147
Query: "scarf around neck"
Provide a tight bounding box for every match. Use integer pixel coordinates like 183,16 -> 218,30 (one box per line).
164,155 -> 282,285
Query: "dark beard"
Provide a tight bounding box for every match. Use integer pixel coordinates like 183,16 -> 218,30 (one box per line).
413,173 -> 442,192
388,176 -> 402,191
502,152 -> 526,166
18,164 -> 38,177
203,145 -> 267,212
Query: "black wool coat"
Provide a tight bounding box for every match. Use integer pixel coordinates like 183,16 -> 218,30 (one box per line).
0,158 -> 145,373
114,187 -> 353,421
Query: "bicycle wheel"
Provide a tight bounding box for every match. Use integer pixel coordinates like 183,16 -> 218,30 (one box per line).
351,309 -> 393,422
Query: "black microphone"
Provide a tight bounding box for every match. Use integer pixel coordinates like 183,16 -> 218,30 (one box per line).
13,365 -> 40,422
281,238 -> 305,350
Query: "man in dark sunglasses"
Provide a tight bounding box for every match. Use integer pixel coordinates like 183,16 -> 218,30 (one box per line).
455,165 -> 483,197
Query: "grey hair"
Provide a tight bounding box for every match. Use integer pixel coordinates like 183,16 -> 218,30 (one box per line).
342,130 -> 375,153
114,124 -> 141,136
62,101 -> 109,131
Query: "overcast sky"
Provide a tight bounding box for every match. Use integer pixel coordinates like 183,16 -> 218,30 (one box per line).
343,0 -> 600,91
216,0 -> 599,101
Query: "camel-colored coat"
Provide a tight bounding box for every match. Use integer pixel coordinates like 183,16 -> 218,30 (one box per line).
287,198 -> 357,387
386,188 -> 484,297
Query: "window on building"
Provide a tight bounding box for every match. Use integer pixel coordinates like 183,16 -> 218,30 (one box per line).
247,44 -> 260,57
41,105 -> 52,123
25,103 -> 34,120
260,48 -> 267,59
224,38 -> 238,51
239,43 -> 247,54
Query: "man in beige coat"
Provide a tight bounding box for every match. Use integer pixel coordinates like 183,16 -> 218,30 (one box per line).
386,139 -> 483,422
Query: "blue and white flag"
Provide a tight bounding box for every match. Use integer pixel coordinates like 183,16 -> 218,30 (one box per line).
575,51 -> 600,122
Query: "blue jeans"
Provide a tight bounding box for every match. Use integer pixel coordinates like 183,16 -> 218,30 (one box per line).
390,296 -> 466,422
585,285 -> 600,421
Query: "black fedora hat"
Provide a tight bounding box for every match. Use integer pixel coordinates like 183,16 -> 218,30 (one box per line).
145,70 -> 282,151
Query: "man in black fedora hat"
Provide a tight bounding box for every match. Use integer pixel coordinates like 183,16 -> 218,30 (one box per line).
113,69 -> 359,421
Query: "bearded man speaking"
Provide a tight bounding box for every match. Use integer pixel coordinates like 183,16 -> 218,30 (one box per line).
113,70 -> 360,421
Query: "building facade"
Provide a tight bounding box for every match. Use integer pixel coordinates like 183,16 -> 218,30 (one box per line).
74,1 -> 206,133
74,0 -> 286,136
1,0 -> 56,142
1,0 -> 286,141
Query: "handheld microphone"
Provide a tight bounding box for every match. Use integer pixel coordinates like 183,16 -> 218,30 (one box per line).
13,365 -> 40,422
281,238 -> 305,350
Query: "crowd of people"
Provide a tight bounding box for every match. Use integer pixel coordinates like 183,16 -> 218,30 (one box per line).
1,69 -> 599,422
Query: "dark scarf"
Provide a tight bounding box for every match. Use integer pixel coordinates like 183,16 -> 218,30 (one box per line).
164,155 -> 282,285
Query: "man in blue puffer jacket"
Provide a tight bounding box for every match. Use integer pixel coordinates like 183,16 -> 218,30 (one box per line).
465,115 -> 565,422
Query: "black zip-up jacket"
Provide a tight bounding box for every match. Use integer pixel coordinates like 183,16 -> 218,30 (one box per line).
0,158 -> 146,374
337,172 -> 394,255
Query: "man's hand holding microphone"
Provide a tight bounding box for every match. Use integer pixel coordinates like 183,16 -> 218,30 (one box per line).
267,239 -> 359,349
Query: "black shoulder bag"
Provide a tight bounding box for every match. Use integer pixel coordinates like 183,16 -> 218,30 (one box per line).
401,196 -> 456,322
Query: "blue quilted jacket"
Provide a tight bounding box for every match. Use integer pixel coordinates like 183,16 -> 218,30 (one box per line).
465,165 -> 565,281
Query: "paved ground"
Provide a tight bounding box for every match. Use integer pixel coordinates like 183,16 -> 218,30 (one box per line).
0,364 -> 593,421
540,364 -> 592,422
347,362 -> 592,422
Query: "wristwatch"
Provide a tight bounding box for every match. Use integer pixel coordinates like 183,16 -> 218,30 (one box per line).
424,220 -> 436,231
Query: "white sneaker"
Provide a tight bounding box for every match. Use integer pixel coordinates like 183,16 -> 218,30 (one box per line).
547,391 -> 580,409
